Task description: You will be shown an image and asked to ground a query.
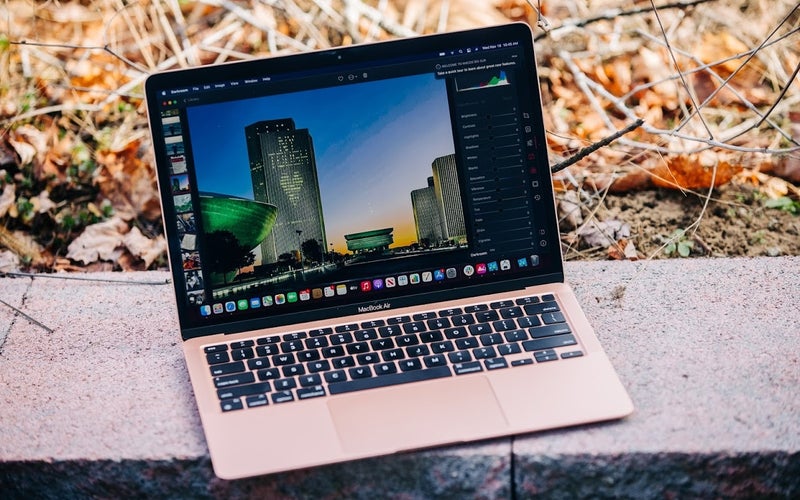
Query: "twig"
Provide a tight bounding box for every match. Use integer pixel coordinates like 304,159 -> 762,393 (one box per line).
0,299 -> 54,334
0,271 -> 170,285
534,0 -> 717,41
550,119 -> 645,173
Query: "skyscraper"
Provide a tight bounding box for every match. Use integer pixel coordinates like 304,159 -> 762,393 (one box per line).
431,154 -> 465,242
246,119 -> 327,264
411,176 -> 444,247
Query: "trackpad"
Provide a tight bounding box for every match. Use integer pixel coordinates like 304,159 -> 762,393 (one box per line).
328,376 -> 509,454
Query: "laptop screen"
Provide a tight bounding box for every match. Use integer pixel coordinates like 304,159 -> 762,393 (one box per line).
145,23 -> 563,338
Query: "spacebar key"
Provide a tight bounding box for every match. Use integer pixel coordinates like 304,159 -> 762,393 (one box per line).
328,366 -> 452,395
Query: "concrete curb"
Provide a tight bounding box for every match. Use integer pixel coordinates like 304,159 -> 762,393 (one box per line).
1,257 -> 798,497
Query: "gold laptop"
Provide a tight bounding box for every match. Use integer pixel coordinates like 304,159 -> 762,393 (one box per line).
145,22 -> 633,479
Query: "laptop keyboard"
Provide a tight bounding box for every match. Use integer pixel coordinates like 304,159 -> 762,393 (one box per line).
204,294 -> 584,412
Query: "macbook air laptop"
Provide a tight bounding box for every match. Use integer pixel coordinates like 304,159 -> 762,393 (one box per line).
145,22 -> 633,479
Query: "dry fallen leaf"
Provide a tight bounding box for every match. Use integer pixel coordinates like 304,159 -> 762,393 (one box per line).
66,216 -> 129,264
122,226 -> 167,268
650,154 -> 741,190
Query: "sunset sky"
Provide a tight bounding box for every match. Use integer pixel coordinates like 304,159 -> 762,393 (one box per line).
186,73 -> 455,254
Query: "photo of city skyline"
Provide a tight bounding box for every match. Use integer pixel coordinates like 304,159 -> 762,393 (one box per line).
187,73 -> 456,260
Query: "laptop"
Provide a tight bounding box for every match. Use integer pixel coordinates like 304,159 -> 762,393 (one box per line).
144,22 -> 633,479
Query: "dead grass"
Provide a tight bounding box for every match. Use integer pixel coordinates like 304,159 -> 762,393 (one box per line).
0,0 -> 798,271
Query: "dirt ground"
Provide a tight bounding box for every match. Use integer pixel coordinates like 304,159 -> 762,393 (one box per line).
562,183 -> 800,261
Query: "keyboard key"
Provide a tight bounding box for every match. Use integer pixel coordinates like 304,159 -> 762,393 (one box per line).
282,332 -> 307,341
561,350 -> 584,359
307,360 -> 331,373
413,311 -> 437,320
450,314 -> 475,326
431,341 -> 455,353
272,353 -> 296,365
328,366 -> 452,395
529,324 -> 572,339
305,336 -> 329,349
322,346 -> 345,358
534,349 -> 558,362
280,340 -> 304,352
324,370 -> 346,383
542,294 -> 556,302
387,315 -> 411,325
299,374 -> 322,387
492,319 -> 517,332
444,326 -> 468,339
217,382 -> 271,400
355,329 -> 378,341
210,361 -> 245,376
438,307 -> 462,316
498,343 -> 522,356
361,319 -> 386,328
499,306 -> 523,319
257,335 -> 280,345
245,394 -> 269,408
511,358 -> 534,366
375,362 -> 398,375
297,385 -> 326,400
448,351 -> 472,363
406,345 -> 430,357
399,358 -> 422,371
473,347 -> 497,359
346,341 -> 369,355
454,361 -> 483,375
271,391 -> 295,404
204,344 -> 228,353
423,354 -> 447,367
468,323 -> 492,336
247,357 -> 270,370
230,340 -> 254,349
231,348 -> 254,361
455,337 -> 479,349
309,327 -> 332,337
517,316 -> 542,328
221,398 -> 243,412
331,332 -> 353,345
476,310 -> 500,322
403,321 -> 425,334
378,325 -> 402,337
542,312 -> 567,325
332,356 -> 355,368
382,348 -> 405,361
274,378 -> 297,390
464,304 -> 489,313
523,301 -> 560,315
281,364 -> 305,377
490,300 -> 515,309
297,350 -> 320,362
257,368 -> 280,380
256,344 -> 279,357
515,296 -> 540,305
335,323 -> 359,332
214,372 -> 255,388
504,329 -> 527,342
206,351 -> 230,365
522,334 -> 577,351
357,352 -> 381,365
349,366 -> 372,379
485,358 -> 508,370
480,333 -> 503,346
370,338 -> 395,351
420,330 -> 444,343
426,317 -> 451,330
396,334 -> 420,347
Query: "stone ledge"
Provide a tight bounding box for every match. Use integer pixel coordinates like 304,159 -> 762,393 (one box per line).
1,257 -> 798,497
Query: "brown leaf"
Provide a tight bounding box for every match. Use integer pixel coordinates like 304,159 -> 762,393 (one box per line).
650,154 -> 741,190
65,217 -> 129,264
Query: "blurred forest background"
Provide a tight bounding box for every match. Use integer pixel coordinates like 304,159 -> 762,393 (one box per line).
0,0 -> 798,272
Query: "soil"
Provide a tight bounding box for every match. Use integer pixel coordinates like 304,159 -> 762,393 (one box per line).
562,183 -> 800,261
